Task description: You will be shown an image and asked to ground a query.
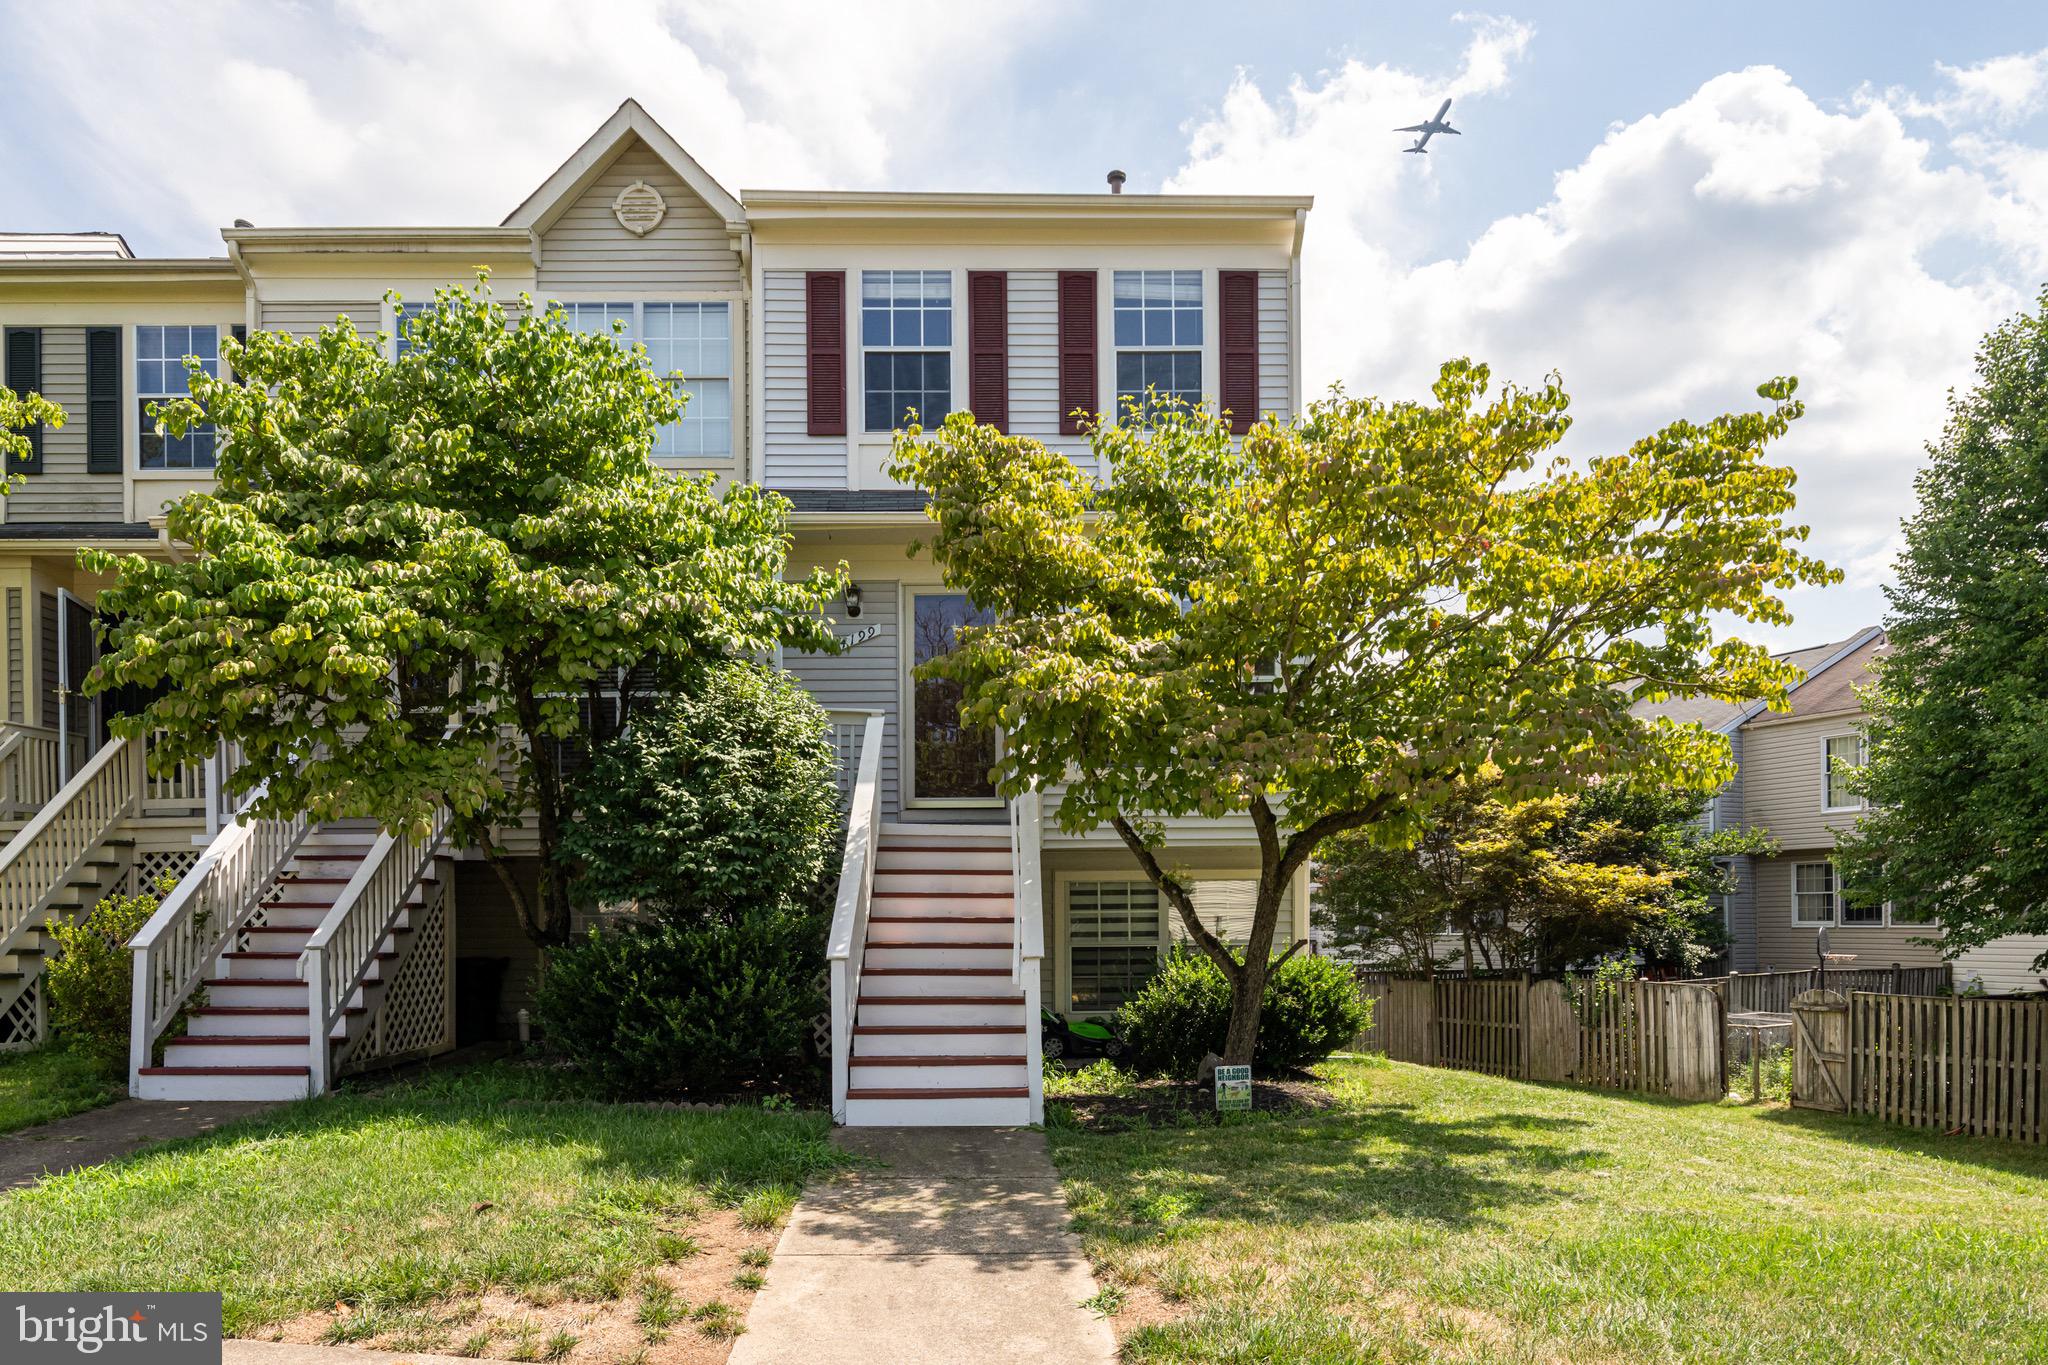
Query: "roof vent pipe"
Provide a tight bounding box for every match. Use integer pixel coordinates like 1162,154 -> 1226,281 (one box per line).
1107,169 -> 1126,194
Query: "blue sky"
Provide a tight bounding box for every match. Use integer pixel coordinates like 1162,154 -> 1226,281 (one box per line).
6,0 -> 2048,650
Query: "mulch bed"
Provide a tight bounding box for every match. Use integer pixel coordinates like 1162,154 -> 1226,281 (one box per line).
1050,1074 -> 1337,1130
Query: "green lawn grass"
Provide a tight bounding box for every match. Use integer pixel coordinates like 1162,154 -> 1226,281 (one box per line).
0,1046 -> 121,1135
0,1062 -> 845,1335
1050,1055 -> 2048,1364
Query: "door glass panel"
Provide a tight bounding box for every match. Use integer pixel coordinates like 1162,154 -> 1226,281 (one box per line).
910,593 -> 996,800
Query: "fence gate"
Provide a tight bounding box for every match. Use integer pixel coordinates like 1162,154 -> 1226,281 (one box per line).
1790,989 -> 1850,1112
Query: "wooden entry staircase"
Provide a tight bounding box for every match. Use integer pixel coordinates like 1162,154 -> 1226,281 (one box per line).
846,827 -> 1030,1125
825,710 -> 1046,1127
130,795 -> 452,1101
0,737 -> 143,1047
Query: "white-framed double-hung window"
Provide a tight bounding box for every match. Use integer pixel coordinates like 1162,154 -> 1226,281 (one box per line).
558,300 -> 734,459
1113,269 -> 1202,422
1792,859 -> 1886,926
861,269 -> 952,432
1822,732 -> 1867,812
136,325 -> 219,469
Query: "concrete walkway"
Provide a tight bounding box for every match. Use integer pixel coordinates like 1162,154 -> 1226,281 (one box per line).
730,1127 -> 1118,1365
0,1098 -> 282,1190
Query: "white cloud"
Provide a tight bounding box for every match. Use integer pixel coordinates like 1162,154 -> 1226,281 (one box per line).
1878,47 -> 2048,127
7,0 -> 1050,245
1169,43 -> 2048,645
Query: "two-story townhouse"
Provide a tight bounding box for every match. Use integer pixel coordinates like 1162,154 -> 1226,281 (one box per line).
1639,626 -> 2048,994
0,100 -> 1311,1125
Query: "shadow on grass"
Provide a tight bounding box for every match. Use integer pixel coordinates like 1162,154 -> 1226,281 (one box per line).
1756,1101 -> 2048,1178
1057,1099 -> 1599,1238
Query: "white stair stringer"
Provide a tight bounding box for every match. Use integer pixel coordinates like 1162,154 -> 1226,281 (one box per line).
134,821 -> 419,1102
844,826 -> 1031,1127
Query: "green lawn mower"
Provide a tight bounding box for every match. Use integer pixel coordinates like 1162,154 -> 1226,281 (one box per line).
1041,1008 -> 1126,1063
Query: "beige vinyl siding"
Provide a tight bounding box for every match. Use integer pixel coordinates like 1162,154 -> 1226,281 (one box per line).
8,327 -> 122,522
536,141 -> 741,296
1007,269 -> 1094,473
259,299 -> 384,340
782,581 -> 901,817
761,269 -> 846,489
1954,935 -> 2048,995
1740,712 -> 1868,849
1257,270 -> 1290,422
1749,853 -> 1945,972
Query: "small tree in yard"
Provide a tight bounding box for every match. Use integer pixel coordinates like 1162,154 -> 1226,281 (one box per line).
85,279 -> 843,948
889,363 -> 1835,1066
1315,775 -> 1773,974
1838,287 -> 2048,956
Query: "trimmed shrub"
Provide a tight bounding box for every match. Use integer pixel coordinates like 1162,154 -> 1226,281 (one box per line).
532,906 -> 827,1097
45,888 -> 159,1078
562,661 -> 841,923
1117,950 -> 1371,1077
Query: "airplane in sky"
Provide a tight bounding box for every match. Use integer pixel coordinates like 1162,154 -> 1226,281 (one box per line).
1395,98 -> 1460,154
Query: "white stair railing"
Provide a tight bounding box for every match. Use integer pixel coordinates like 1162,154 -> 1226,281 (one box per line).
1009,786 -> 1046,1124
0,724 -> 64,817
127,776 -> 312,1094
826,710 -> 886,1123
300,805 -> 451,1094
0,735 -> 138,955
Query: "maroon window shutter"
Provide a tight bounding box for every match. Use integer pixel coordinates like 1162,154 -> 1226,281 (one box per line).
967,270 -> 1009,432
805,270 -> 846,437
1219,270 -> 1259,435
1056,270 -> 1097,436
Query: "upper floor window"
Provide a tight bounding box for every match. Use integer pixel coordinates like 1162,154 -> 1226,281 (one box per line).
137,325 -> 218,470
393,301 -> 436,358
861,270 -> 951,431
643,303 -> 731,458
1823,732 -> 1867,811
1114,269 -> 1202,421
558,300 -> 732,460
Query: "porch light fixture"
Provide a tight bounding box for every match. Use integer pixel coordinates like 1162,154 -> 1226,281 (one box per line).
844,584 -> 863,619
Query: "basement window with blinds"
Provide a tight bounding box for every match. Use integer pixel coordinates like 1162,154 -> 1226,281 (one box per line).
1114,269 -> 1202,422
136,325 -> 218,469
1067,880 -> 1163,1014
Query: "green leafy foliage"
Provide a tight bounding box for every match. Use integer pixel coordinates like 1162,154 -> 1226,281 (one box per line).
83,277 -> 843,945
561,662 -> 841,922
45,887 -> 159,1078
1837,287 -> 2048,961
1116,950 -> 1370,1077
1315,773 -> 1774,974
0,382 -> 62,494
889,365 -> 1835,1061
531,908 -> 827,1097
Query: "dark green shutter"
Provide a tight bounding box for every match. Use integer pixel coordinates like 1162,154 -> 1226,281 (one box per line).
231,323 -> 248,386
4,327 -> 44,474
86,327 -> 122,473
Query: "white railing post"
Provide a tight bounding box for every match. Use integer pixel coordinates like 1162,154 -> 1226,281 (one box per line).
824,710 -> 885,1124
1011,786 -> 1047,1124
305,943 -> 330,1095
128,948 -> 153,1088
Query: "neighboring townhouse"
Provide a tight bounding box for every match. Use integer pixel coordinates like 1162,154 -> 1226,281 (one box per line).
1638,627 -> 2048,994
0,100 -> 1311,1125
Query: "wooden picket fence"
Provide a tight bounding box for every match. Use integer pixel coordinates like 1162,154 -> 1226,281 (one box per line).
1717,964 -> 1951,1014
1353,972 -> 1726,1102
1795,991 -> 2048,1144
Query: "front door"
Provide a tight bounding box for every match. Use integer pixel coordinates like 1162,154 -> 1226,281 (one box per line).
906,591 -> 998,805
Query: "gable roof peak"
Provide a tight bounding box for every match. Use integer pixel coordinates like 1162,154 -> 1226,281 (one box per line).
503,98 -> 745,233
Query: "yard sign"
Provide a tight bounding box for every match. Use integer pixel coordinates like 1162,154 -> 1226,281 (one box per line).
1215,1064 -> 1252,1113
